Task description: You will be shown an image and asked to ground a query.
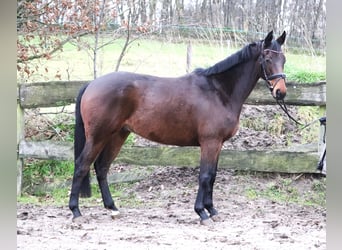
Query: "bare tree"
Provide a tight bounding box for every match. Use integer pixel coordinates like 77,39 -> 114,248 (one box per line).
17,0 -> 107,79
17,0 -> 326,81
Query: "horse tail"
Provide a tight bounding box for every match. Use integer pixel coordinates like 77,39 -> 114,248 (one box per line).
74,83 -> 91,197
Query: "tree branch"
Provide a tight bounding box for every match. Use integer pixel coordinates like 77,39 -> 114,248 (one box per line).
17,32 -> 90,63
115,9 -> 132,72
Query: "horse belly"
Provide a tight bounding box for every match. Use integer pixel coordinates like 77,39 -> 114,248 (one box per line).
125,109 -> 200,146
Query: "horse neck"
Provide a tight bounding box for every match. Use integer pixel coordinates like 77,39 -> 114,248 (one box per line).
213,60 -> 260,108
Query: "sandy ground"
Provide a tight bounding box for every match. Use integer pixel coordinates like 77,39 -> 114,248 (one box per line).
17,166 -> 326,250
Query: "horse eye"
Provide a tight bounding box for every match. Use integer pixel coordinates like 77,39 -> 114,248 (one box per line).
265,58 -> 272,63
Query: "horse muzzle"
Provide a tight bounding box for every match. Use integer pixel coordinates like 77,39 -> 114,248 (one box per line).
267,73 -> 287,100
275,88 -> 286,100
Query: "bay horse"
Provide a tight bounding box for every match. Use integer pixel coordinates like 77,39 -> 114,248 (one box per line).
69,30 -> 287,224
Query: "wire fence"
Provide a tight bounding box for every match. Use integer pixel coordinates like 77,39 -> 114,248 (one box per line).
106,24 -> 326,56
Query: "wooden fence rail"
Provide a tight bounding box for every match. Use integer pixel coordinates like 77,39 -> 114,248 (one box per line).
17,80 -> 326,195
19,140 -> 319,172
18,80 -> 326,108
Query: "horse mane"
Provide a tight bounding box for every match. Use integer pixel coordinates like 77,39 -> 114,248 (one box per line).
194,42 -> 261,76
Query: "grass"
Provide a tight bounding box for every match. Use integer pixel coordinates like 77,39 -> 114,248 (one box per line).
18,182 -> 142,208
18,159 -> 145,207
21,159 -> 74,196
284,53 -> 326,83
244,173 -> 326,208
18,36 -> 326,83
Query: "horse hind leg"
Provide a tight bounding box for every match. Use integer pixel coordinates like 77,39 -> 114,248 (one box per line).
69,140 -> 105,220
94,129 -> 130,219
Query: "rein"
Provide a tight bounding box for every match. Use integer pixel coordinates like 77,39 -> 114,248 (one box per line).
276,99 -> 304,127
260,49 -> 316,129
276,99 -> 324,130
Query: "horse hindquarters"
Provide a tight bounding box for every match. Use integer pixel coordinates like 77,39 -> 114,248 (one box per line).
69,79 -> 136,219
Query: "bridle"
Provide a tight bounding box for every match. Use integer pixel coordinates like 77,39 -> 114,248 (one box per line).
260,49 -> 286,94
260,48 -> 305,126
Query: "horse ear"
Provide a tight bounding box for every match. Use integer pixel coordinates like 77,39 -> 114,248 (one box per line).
276,31 -> 286,45
264,30 -> 274,48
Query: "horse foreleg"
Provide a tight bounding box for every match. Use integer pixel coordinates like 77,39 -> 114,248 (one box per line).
94,129 -> 130,219
194,140 -> 222,224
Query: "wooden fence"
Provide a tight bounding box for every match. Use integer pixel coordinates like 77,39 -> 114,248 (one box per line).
17,80 -> 326,195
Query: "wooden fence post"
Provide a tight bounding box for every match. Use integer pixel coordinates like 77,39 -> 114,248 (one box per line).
17,98 -> 25,196
186,41 -> 192,73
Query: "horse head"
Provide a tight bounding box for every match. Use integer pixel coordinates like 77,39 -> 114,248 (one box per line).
260,30 -> 287,100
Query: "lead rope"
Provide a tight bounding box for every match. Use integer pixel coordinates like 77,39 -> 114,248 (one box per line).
276,99 -> 320,130
276,99 -> 302,126
278,98 -> 327,174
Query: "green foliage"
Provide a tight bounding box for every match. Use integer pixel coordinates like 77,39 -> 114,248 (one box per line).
240,117 -> 266,131
262,180 -> 300,203
19,162 -> 143,207
22,159 -> 73,195
50,114 -> 75,142
267,114 -> 285,136
244,176 -> 326,207
297,106 -> 323,144
124,133 -> 136,146
245,188 -> 259,199
286,70 -> 325,83
303,178 -> 326,207
284,54 -> 326,83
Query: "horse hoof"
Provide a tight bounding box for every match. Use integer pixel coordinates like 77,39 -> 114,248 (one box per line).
72,216 -> 89,224
200,218 -> 213,226
210,214 -> 221,222
110,210 -> 121,219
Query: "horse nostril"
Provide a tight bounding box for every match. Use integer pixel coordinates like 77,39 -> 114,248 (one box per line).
276,89 -> 286,100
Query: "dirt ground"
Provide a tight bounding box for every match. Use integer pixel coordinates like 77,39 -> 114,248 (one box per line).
17,166 -> 326,250
18,105 -> 325,249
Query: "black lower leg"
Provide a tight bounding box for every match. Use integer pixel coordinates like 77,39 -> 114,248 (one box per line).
195,164 -> 219,221
205,174 -> 218,217
69,199 -> 82,218
69,158 -> 91,219
194,174 -> 212,221
97,176 -> 118,211
194,200 -> 210,221
206,205 -> 218,217
94,152 -> 119,212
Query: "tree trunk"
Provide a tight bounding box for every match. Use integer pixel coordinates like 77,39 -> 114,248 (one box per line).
148,0 -> 157,23
140,0 -> 147,24
311,0 -> 324,42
